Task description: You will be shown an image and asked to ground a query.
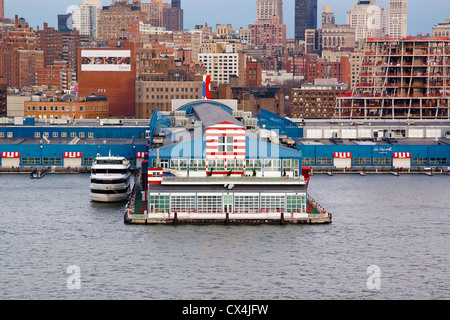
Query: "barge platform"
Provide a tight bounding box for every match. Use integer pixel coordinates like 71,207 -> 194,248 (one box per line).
123,173 -> 332,225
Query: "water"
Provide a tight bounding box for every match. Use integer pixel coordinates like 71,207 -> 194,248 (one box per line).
0,173 -> 449,300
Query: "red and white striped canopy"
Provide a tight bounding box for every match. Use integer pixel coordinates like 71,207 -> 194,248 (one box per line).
63,152 -> 82,158
1,152 -> 20,158
393,152 -> 411,158
136,152 -> 148,158
334,152 -> 352,158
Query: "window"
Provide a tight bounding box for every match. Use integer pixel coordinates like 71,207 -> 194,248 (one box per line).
373,158 -> 391,165
79,132 -> 85,138
287,194 -> 307,213
430,158 -> 447,165
412,158 -> 427,165
218,136 -> 234,152
61,132 -> 67,138
34,132 -> 41,138
260,195 -> 286,213
189,159 -> 206,171
52,132 -> 58,138
197,195 -> 222,214
264,159 -> 281,172
227,159 -> 244,171
22,157 -> 41,165
83,157 -> 95,165
316,157 -> 332,165
170,159 -> 188,171
282,159 -> 300,171
70,132 -> 76,138
43,157 -> 62,165
246,159 -> 262,172
234,194 -> 259,214
170,195 -> 196,213
149,194 -> 170,213
207,159 -> 225,171
302,157 -> 315,165
88,132 -> 94,138
353,158 -> 371,165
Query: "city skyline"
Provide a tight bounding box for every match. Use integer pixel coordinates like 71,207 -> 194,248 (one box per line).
3,0 -> 450,38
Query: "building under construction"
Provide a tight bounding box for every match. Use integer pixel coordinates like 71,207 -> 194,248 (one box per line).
335,37 -> 450,120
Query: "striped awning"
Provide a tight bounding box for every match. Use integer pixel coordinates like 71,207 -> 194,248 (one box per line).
334,152 -> 352,158
136,152 -> 149,158
393,152 -> 411,158
1,152 -> 20,158
63,152 -> 82,158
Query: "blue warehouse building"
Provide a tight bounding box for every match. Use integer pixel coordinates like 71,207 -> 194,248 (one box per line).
0,118 -> 149,169
1,103 -> 450,171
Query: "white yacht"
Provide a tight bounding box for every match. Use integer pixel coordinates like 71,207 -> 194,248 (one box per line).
90,154 -> 131,202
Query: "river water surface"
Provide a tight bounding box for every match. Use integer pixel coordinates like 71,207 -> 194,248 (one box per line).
0,173 -> 449,299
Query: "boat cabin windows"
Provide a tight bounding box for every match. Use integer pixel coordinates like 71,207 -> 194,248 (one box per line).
95,159 -> 126,165
92,168 -> 129,174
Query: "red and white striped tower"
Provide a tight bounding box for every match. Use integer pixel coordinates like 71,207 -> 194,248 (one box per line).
205,121 -> 246,176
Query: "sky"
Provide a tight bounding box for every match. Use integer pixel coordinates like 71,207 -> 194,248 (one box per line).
4,0 -> 450,38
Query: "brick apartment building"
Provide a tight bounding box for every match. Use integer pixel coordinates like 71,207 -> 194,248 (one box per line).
24,94 -> 108,120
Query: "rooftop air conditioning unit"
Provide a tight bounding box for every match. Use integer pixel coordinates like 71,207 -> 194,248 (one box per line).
244,117 -> 258,129
232,110 -> 244,119
174,117 -> 188,127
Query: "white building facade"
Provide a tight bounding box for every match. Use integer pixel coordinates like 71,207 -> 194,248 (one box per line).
388,0 -> 407,38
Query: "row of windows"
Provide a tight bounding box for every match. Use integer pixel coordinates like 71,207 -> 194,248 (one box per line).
148,194 -> 307,214
11,157 -> 134,165
141,87 -> 200,93
32,132 -> 94,139
27,105 -> 106,112
302,157 -> 449,165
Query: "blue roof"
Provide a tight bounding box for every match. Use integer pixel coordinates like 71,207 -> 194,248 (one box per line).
148,137 -> 301,159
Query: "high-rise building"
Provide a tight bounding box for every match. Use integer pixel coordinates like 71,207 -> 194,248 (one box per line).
388,0 -> 407,38
347,0 -> 386,42
198,52 -> 247,86
295,0 -> 317,41
97,1 -> 147,41
249,16 -> 286,54
163,5 -> 183,31
72,0 -> 101,39
256,0 -> 283,24
57,13 -> 72,33
172,0 -> 181,9
321,6 -> 335,26
1,0 -> 4,20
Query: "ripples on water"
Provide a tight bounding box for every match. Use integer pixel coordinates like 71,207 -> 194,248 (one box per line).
0,173 -> 449,300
